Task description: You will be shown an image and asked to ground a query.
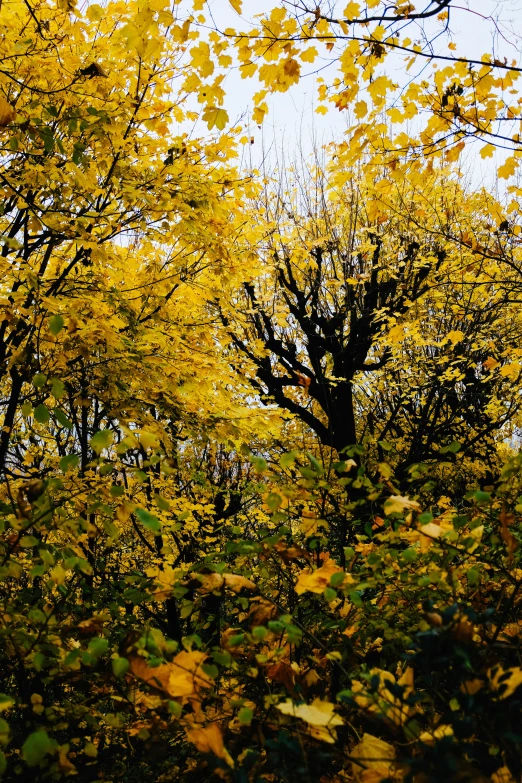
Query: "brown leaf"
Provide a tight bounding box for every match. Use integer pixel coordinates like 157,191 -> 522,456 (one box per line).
247,597 -> 277,627
500,506 -> 518,562
283,59 -> 300,78
0,96 -> 15,127
223,573 -> 256,593
186,722 -> 234,767
266,663 -> 296,694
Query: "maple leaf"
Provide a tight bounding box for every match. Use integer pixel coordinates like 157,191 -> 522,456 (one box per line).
202,106 -> 229,131
130,651 -> 213,701
295,558 -> 345,594
383,495 -> 421,516
186,722 -> 234,767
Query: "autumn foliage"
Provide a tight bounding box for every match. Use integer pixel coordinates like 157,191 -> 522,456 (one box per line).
0,0 -> 521,781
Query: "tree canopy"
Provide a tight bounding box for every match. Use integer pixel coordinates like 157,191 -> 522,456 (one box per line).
0,1 -> 521,782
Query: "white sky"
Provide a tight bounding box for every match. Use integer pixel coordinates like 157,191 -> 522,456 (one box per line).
182,1 -> 522,186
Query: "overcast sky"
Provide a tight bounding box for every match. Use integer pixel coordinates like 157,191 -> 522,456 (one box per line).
181,1 -> 522,189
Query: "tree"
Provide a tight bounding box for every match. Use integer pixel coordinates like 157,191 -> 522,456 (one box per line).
0,2 -> 520,782
220,146 -> 522,479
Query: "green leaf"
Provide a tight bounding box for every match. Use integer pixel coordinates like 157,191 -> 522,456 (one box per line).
110,485 -> 125,498
22,729 -> 52,767
59,454 -> 79,473
212,650 -> 232,667
19,536 -> 38,548
90,429 -> 114,454
88,637 -> 108,658
0,749 -> 6,774
201,663 -> 219,678
378,440 -> 393,452
307,452 -> 324,475
265,492 -> 282,511
154,493 -> 170,511
238,706 -> 254,725
112,657 -> 130,678
252,625 -> 267,641
53,408 -> 73,429
32,373 -> 47,388
135,508 -> 161,533
21,401 -> 33,417
168,700 -> 183,717
279,451 -> 298,469
227,633 -> 245,647
34,404 -> 49,424
441,440 -> 461,454
250,456 -> 267,473
50,378 -> 65,399
48,314 -> 64,335
330,571 -> 345,588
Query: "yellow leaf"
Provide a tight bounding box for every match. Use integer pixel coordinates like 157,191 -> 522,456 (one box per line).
50,564 -> 67,585
295,558 -> 344,594
0,96 -> 16,127
418,724 -> 454,744
223,573 -> 256,592
145,564 -> 178,601
446,329 -> 464,344
277,698 -> 343,743
498,156 -> 518,179
228,0 -> 242,12
489,665 -> 522,700
383,495 -> 421,516
343,2 -> 361,19
492,766 -> 516,783
130,650 -> 213,700
480,144 -> 495,159
354,100 -> 368,118
499,362 -> 520,380
202,106 -> 229,131
300,513 -> 328,537
186,722 -> 234,767
300,47 -> 318,64
350,733 -> 395,782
